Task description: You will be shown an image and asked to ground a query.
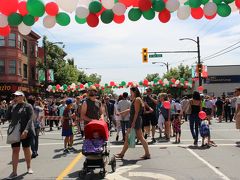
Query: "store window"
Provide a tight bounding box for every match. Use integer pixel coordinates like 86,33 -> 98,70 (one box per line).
0,36 -> 5,46
23,39 -> 27,55
9,60 -> 16,74
23,64 -> 28,79
18,35 -> 21,49
0,60 -> 5,74
18,61 -> 22,76
8,33 -> 16,47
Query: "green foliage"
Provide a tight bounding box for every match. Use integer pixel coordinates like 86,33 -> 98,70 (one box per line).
146,73 -> 160,81
39,36 -> 101,85
163,64 -> 192,80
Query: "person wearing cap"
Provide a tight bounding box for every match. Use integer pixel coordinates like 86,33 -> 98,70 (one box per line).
62,98 -> 75,153
81,86 -> 104,124
6,91 -> 35,179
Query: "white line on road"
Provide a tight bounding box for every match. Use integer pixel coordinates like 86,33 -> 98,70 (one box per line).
186,148 -> 231,180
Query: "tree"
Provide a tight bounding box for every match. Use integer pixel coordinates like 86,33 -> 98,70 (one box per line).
163,64 -> 192,80
87,73 -> 101,84
146,73 -> 160,81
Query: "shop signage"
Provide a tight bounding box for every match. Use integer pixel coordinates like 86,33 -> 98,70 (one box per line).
206,75 -> 240,84
0,84 -> 29,92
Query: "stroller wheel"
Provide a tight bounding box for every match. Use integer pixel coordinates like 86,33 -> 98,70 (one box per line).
79,170 -> 86,178
99,169 -> 106,179
110,156 -> 116,172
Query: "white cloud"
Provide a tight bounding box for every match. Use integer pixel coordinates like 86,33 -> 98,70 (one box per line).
33,7 -> 240,89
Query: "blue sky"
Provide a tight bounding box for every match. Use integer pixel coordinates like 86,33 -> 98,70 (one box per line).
33,1 -> 240,90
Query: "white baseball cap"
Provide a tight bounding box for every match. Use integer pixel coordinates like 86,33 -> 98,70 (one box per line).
13,91 -> 25,96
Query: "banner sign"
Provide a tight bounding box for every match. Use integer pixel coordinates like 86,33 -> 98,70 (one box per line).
206,75 -> 240,84
38,69 -> 45,82
47,69 -> 54,82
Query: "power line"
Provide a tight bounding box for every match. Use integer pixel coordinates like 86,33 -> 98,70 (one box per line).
203,45 -> 240,61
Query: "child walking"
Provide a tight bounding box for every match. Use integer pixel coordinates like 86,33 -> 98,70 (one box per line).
173,113 -> 183,143
200,118 -> 210,147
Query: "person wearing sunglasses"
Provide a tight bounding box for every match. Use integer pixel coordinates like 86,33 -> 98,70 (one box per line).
6,91 -> 35,179
81,86 -> 104,125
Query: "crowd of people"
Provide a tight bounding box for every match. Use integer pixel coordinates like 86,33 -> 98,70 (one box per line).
1,86 -> 240,179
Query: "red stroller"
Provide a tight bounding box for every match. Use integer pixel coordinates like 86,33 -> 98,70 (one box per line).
80,120 -> 116,178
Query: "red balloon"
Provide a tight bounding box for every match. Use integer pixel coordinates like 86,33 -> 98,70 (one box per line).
46,2 -> 59,16
197,86 -> 204,92
0,25 -> 11,36
235,0 -> 240,8
87,13 -> 99,28
163,101 -> 171,110
138,0 -> 152,12
143,79 -> 149,86
110,81 -> 115,86
56,84 -> 61,89
158,9 -> 171,23
205,13 -> 216,20
113,15 -> 125,24
0,0 -> 18,16
171,78 -> 176,83
119,0 -> 133,7
95,84 -> 100,88
80,84 -> 84,89
158,80 -> 163,84
35,17 -> 39,22
96,7 -> 106,17
18,1 -> 28,16
199,111 -> 207,120
191,7 -> 203,19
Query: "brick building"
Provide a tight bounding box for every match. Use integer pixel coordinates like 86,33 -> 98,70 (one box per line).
0,27 -> 41,100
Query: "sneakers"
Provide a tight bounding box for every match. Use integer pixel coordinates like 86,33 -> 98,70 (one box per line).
68,147 -> 77,152
27,168 -> 34,174
152,138 -> 156,143
63,148 -> 69,153
6,173 -> 18,180
144,134 -> 148,140
116,135 -> 119,141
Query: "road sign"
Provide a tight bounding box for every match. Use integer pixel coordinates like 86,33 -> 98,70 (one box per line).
149,53 -> 162,58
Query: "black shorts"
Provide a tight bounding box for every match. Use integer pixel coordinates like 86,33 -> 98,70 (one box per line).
11,137 -> 31,148
143,114 -> 157,126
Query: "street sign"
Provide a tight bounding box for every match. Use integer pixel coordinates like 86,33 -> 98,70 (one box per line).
149,53 -> 162,58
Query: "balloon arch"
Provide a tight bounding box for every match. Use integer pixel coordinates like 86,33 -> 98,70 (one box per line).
0,0 -> 240,36
45,78 -> 194,93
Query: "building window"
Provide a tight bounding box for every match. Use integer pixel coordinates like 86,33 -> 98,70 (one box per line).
9,60 -> 16,74
35,45 -> 38,57
18,61 -> 22,76
0,60 -> 5,74
31,66 -> 35,80
0,36 -> 5,46
8,33 -> 16,47
30,44 -> 35,57
18,35 -> 21,49
23,39 -> 27,55
23,64 -> 28,79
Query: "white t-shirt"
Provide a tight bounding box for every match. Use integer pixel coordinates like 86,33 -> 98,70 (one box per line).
114,103 -> 122,121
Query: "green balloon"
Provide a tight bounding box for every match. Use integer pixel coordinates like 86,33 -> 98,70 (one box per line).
8,13 -> 22,26
101,10 -> 114,24
213,0 -> 222,4
128,8 -> 142,21
23,15 -> 35,26
201,0 -> 209,5
27,0 -> 45,17
223,0 -> 234,4
152,0 -> 165,12
89,1 -> 102,13
75,16 -> 86,24
56,12 -> 70,26
217,3 -> 231,17
143,9 -> 155,20
189,0 -> 202,8
121,81 -> 126,86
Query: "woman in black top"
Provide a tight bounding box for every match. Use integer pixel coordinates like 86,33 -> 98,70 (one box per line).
189,91 -> 202,146
115,87 -> 150,159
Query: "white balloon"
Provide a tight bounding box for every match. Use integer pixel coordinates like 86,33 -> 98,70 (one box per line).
203,2 -> 217,16
43,15 -> 56,29
0,14 -> 8,28
177,6 -> 190,20
79,0 -> 92,6
18,23 -> 31,35
76,6 -> 89,18
166,0 -> 180,12
102,0 -> 115,9
112,3 -> 126,16
56,0 -> 79,13
229,2 -> 238,12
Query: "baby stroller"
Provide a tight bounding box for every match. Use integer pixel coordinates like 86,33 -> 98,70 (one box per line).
80,120 -> 116,178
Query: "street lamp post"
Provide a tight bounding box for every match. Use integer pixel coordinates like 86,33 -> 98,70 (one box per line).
152,61 -> 169,72
43,38 -> 63,94
179,36 -> 202,86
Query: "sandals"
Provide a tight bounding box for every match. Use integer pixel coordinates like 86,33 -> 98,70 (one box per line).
114,153 -> 124,159
140,154 -> 151,159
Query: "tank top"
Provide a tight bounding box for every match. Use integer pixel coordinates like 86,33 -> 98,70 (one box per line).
130,99 -> 143,123
191,105 -> 200,115
86,98 -> 101,120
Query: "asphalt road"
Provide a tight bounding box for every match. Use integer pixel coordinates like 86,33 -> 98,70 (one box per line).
0,119 -> 240,180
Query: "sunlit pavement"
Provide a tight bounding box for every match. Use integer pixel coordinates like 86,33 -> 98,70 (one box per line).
0,119 -> 239,180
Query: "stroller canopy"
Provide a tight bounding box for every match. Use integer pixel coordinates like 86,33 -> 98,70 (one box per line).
84,120 -> 109,141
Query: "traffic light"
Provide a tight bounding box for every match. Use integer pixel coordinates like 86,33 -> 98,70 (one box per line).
142,48 -> 148,63
197,64 -> 203,73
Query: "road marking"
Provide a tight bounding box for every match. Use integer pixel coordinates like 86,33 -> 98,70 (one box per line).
106,165 -> 140,180
129,172 -> 175,180
56,152 -> 83,180
186,148 -> 231,180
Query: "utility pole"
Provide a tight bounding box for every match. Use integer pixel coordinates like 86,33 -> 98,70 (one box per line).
197,37 -> 202,86
152,61 -> 169,72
